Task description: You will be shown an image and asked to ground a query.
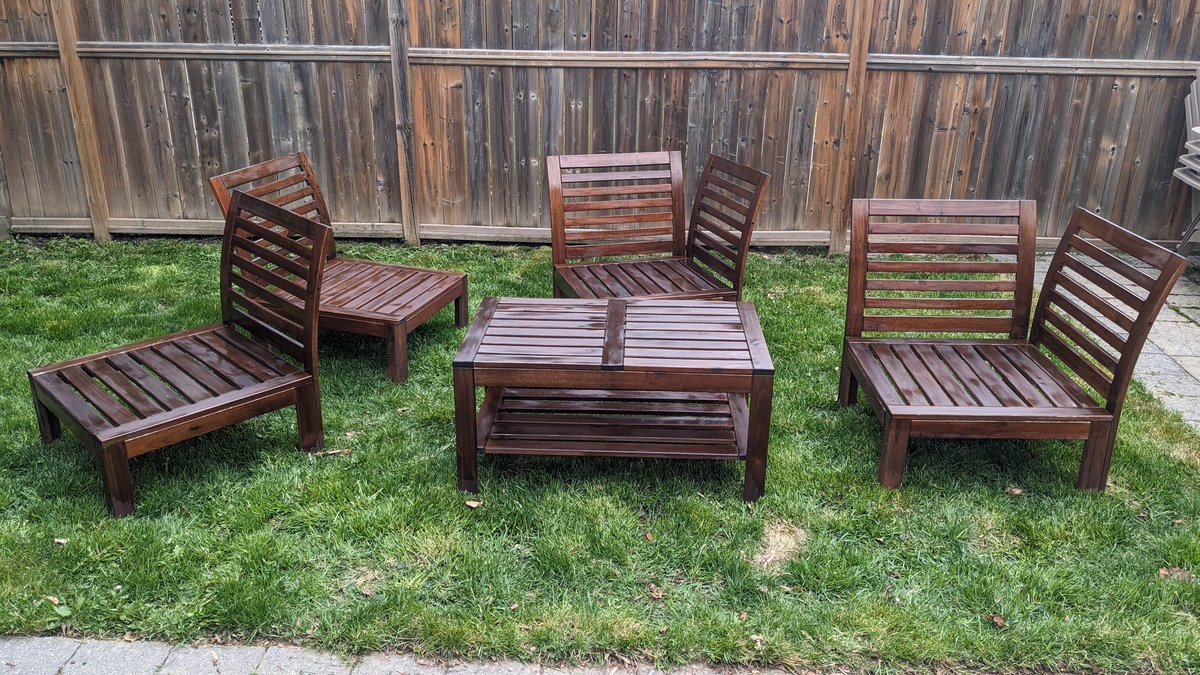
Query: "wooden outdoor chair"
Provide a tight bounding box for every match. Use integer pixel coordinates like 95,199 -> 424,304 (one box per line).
209,153 -> 468,383
28,192 -> 333,516
838,199 -> 1187,490
547,151 -> 770,300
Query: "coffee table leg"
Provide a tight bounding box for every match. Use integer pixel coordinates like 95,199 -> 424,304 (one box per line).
742,373 -> 773,502
453,365 -> 479,492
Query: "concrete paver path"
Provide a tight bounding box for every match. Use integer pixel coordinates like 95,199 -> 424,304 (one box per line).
0,636 -> 776,675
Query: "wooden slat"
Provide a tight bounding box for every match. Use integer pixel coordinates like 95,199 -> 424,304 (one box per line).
105,352 -> 189,408
83,360 -> 165,418
862,315 -> 1014,333
58,367 -> 139,425
865,297 -> 1013,311
868,222 -> 1020,236
1040,329 -> 1113,394
559,169 -> 672,183
868,260 -> 1018,274
865,279 -> 1016,292
868,241 -> 1020,255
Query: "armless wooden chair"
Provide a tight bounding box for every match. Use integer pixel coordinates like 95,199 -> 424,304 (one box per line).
839,199 -> 1187,490
28,192 -> 332,516
209,153 -> 468,383
548,152 -> 770,300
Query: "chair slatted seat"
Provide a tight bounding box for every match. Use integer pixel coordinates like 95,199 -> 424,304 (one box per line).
209,153 -> 468,383
839,198 -> 1187,490
548,152 -> 770,301
29,192 -> 332,516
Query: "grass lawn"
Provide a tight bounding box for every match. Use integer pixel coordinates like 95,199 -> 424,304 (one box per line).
1,237 -> 1199,671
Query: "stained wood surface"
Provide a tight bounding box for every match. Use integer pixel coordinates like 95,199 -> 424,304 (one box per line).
453,296 -> 774,500
27,190 -> 332,515
209,152 -> 468,382
2,1 -> 1199,242
461,297 -> 767,375
839,199 -> 1188,491
550,152 -> 769,300
845,198 -> 1037,340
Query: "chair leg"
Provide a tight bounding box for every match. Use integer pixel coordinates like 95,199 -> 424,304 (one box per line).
384,324 -> 409,383
98,445 -> 134,517
296,383 -> 324,451
878,419 -> 911,488
837,354 -> 858,406
1077,420 -> 1116,492
32,393 -> 61,445
454,283 -> 469,328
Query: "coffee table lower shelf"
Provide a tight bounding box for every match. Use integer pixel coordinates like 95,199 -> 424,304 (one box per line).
475,388 -> 748,460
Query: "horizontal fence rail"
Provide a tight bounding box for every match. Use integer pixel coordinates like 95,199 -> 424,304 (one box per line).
5,42 -> 1198,77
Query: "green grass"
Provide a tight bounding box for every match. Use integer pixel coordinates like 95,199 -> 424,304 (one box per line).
1,237 -> 1199,671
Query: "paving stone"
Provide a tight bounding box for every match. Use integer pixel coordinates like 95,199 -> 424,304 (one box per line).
1148,321 -> 1200,356
60,639 -> 172,675
447,660 -> 537,675
0,636 -> 82,675
543,666 -> 630,675
1149,391 -> 1200,426
1153,306 -> 1189,322
1135,353 -> 1200,399
1175,305 -> 1200,324
1176,356 -> 1200,383
353,652 -> 448,675
662,667 -> 722,675
257,644 -> 352,674
1170,293 -> 1200,308
159,644 -> 267,674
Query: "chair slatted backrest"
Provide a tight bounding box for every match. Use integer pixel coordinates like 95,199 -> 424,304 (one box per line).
209,153 -> 335,257
547,151 -> 686,265
1030,208 -> 1187,412
221,190 -> 333,375
685,155 -> 771,298
845,198 -> 1038,339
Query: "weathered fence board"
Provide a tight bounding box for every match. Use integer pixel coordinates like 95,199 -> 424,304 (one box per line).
0,0 -> 1198,246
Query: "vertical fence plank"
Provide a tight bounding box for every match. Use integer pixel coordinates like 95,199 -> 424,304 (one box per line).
387,0 -> 420,244
49,0 -> 110,242
0,135 -> 10,238
828,0 -> 873,254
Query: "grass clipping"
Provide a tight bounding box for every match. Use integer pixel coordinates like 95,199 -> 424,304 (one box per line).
754,521 -> 808,570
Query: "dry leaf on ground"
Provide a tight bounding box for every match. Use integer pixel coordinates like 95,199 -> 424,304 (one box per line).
1159,567 -> 1196,581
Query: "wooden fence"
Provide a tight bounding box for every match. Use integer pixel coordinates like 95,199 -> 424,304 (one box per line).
1,0 -> 1198,248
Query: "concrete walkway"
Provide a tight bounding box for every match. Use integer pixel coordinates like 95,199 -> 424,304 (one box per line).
0,636 -> 769,675
1134,270 -> 1200,430
1033,258 -> 1200,432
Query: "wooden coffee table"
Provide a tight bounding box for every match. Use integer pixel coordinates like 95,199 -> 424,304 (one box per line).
452,297 -> 774,500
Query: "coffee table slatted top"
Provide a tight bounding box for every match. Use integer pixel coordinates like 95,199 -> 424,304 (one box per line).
456,298 -> 773,375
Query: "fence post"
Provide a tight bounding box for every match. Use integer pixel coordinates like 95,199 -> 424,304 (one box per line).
828,0 -> 873,255
50,0 -> 111,244
387,0 -> 421,246
0,142 -> 10,239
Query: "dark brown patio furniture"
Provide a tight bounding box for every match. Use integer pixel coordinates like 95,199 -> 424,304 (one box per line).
453,297 -> 774,500
28,192 -> 332,516
547,151 -> 771,300
839,199 -> 1187,490
209,153 -> 468,383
